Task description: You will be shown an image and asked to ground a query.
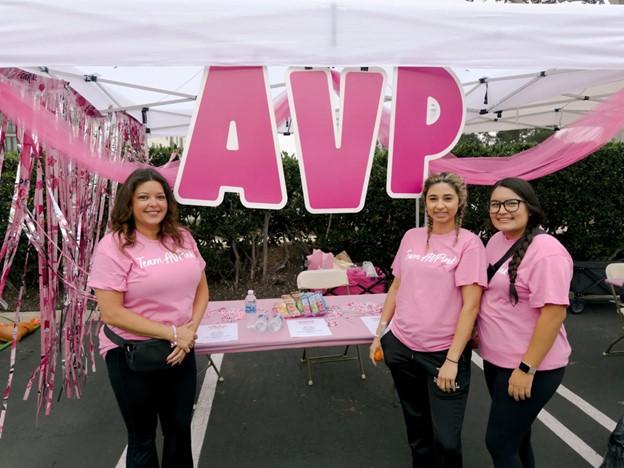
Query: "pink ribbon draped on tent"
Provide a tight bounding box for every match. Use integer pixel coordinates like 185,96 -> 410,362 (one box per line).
2,69 -> 624,190
328,69 -> 624,185
0,72 -> 294,187
374,79 -> 624,185
429,88 -> 624,183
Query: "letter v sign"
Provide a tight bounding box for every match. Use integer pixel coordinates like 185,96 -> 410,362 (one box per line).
287,67 -> 386,213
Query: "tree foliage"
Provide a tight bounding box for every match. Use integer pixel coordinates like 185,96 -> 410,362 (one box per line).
2,138 -> 622,291
149,138 -> 624,286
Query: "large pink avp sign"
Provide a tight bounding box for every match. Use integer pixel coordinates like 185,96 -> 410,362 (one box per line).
174,66 -> 464,213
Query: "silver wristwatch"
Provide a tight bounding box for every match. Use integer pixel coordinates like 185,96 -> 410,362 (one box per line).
518,361 -> 537,375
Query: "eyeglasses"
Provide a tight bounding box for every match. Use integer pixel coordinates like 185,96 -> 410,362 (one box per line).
488,199 -> 525,213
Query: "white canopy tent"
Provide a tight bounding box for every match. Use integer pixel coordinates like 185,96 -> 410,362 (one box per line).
3,1 -> 624,140
2,1 -> 624,69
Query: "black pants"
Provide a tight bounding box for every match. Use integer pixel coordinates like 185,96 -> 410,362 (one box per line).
382,330 -> 471,468
483,360 -> 565,468
105,347 -> 197,468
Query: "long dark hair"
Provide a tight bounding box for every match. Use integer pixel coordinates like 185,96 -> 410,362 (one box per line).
110,168 -> 185,250
491,178 -> 545,304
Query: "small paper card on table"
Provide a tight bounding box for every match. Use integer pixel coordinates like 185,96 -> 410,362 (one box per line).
287,318 -> 332,338
360,316 -> 381,336
196,323 -> 239,344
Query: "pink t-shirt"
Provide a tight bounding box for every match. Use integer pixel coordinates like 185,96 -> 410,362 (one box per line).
88,229 -> 206,356
478,231 -> 572,370
390,227 -> 487,352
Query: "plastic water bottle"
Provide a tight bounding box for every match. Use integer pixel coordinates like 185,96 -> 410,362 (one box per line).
254,311 -> 269,332
244,290 -> 257,328
268,311 -> 284,332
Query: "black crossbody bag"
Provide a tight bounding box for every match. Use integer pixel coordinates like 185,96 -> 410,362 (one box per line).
104,325 -> 172,372
487,229 -> 545,283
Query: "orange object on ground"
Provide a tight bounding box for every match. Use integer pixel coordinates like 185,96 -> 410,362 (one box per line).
0,318 -> 40,342
374,348 -> 383,362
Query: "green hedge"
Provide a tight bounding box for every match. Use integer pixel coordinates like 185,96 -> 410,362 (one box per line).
2,140 -> 622,289
150,140 -> 624,283
452,137 -> 624,261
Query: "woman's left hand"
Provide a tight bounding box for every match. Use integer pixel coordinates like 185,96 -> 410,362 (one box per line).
175,323 -> 197,353
166,346 -> 188,366
183,321 -> 200,339
436,360 -> 458,392
508,368 -> 534,401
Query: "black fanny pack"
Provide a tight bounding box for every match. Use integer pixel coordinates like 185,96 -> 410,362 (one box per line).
104,325 -> 172,372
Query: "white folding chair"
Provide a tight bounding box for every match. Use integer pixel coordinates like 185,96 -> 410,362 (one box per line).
296,269 -> 366,385
604,263 -> 624,357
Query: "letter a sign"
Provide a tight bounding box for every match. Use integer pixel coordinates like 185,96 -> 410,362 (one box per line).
175,66 -> 287,209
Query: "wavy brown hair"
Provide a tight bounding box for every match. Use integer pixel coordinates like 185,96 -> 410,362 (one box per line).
491,177 -> 545,304
110,168 -> 185,251
422,172 -> 468,248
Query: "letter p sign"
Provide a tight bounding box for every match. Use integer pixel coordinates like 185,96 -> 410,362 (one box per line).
387,67 -> 465,198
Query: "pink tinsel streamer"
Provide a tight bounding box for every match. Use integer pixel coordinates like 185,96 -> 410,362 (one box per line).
0,69 -> 147,432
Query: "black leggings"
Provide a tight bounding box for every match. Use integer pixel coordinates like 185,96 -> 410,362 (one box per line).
382,330 -> 471,468
483,360 -> 565,468
105,347 -> 197,468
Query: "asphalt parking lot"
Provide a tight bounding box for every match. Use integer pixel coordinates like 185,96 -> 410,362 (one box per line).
0,302 -> 622,468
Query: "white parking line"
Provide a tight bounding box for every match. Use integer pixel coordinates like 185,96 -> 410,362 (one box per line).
556,385 -> 617,432
115,447 -> 126,468
538,410 -> 604,468
115,354 -> 224,468
471,354 -> 605,467
191,354 -> 223,465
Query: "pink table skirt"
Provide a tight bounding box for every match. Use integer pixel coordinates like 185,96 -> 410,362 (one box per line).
195,294 -> 386,355
606,278 -> 624,288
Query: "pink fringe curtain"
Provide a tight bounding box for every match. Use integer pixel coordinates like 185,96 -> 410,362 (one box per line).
0,69 -> 148,433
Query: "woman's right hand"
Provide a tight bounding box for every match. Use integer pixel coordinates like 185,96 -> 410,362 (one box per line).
175,325 -> 197,353
369,337 -> 383,366
166,346 -> 187,366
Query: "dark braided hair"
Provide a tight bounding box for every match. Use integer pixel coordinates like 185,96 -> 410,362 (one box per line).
491,178 -> 545,304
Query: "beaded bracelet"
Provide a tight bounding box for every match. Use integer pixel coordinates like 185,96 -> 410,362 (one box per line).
374,320 -> 388,338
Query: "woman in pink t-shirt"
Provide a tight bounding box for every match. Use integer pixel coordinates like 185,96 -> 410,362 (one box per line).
369,172 -> 487,468
88,168 -> 209,468
479,177 -> 572,468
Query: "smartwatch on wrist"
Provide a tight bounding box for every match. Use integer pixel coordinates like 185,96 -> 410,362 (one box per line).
518,361 -> 537,375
